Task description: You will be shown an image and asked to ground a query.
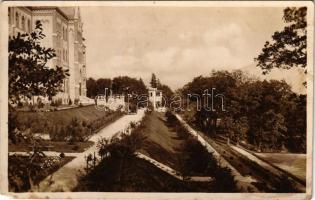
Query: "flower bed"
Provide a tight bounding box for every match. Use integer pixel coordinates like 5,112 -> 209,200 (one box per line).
9,154 -> 75,192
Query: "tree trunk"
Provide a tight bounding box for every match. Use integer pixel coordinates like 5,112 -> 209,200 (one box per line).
28,170 -> 34,189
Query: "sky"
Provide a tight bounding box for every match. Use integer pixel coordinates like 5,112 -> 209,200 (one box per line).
80,6 -> 306,93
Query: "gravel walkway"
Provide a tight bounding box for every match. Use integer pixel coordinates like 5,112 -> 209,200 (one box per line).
34,109 -> 145,192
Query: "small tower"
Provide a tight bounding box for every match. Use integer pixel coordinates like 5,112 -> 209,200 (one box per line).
148,87 -> 162,110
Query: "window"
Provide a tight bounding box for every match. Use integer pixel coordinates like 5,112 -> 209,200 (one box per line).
57,22 -> 61,34
21,16 -> 25,31
63,27 -> 67,40
8,8 -> 10,24
27,19 -> 31,32
79,83 -> 82,96
15,12 -> 19,28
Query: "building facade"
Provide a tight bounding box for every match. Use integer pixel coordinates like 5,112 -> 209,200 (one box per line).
148,87 -> 163,110
8,7 -> 87,104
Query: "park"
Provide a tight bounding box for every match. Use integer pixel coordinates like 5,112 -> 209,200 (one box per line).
7,5 -> 308,194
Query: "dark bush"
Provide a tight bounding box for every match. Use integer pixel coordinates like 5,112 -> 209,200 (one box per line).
17,101 -> 23,108
60,152 -> 65,158
72,145 -> 80,151
68,98 -> 72,105
28,103 -> 35,112
74,98 -> 80,105
55,98 -> 62,107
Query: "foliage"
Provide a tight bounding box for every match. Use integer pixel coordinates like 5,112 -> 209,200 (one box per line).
86,78 -> 112,98
9,155 -> 72,192
12,107 -> 123,143
150,73 -> 158,88
165,111 -> 190,139
74,98 -> 80,105
255,7 -> 307,75
112,76 -> 147,96
181,70 -> 306,153
66,117 -> 88,142
68,98 -> 72,105
165,111 -> 237,191
157,82 -> 174,107
9,21 -> 69,103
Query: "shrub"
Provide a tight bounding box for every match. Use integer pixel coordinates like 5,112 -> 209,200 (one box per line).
49,124 -> 67,141
97,131 -> 147,159
59,152 -> 65,158
74,98 -> 80,105
72,145 -> 80,151
55,98 -> 62,107
28,103 -> 35,112
17,101 -> 23,108
165,111 -> 177,125
36,97 -> 44,108
68,98 -> 72,105
37,98 -> 44,109
66,117 -> 86,142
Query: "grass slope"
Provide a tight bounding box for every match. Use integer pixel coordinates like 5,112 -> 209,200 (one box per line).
17,105 -> 111,125
139,111 -> 184,169
75,156 -> 214,192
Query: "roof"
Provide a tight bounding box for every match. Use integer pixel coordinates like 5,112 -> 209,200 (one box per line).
29,6 -> 79,20
59,7 -> 76,19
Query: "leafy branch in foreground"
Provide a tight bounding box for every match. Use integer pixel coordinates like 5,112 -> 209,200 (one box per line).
9,21 -> 69,103
255,7 -> 307,75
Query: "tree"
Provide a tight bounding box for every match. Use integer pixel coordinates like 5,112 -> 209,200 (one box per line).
255,7 -> 307,75
112,76 -> 147,95
86,78 -> 97,98
157,83 -> 173,107
150,73 -> 157,88
180,70 -> 305,153
9,21 -> 69,103
96,78 -> 112,97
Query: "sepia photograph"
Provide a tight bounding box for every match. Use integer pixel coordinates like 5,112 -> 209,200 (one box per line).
0,1 -> 313,199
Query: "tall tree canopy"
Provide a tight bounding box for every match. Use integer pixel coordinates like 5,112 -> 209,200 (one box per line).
150,73 -> 157,88
112,76 -> 147,95
9,21 -> 68,102
255,7 -> 307,75
86,78 -> 112,98
181,70 -> 306,153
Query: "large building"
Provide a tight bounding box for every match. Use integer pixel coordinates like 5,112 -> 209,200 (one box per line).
8,7 -> 87,104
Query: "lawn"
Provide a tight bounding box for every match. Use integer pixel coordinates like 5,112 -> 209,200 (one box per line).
255,153 -> 306,183
16,105 -> 114,125
75,111 -> 237,192
138,111 -> 184,170
9,141 -> 94,153
10,105 -> 124,152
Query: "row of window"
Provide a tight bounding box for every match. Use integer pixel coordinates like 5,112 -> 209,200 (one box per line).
9,9 -> 31,32
57,48 -> 68,62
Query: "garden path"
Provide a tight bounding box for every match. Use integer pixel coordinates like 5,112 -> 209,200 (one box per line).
34,109 -> 145,192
